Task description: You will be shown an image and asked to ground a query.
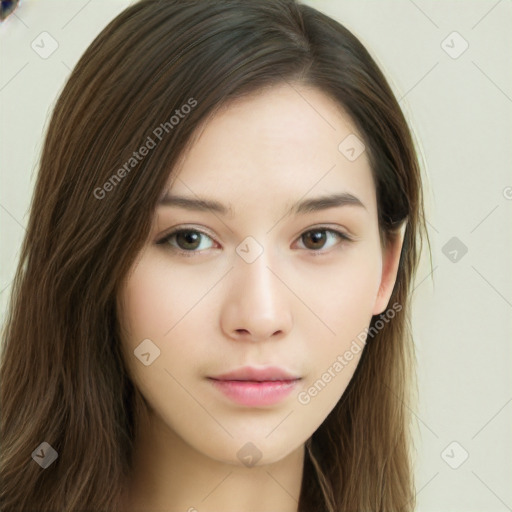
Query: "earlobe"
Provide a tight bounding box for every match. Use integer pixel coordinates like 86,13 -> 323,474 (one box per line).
372,222 -> 406,316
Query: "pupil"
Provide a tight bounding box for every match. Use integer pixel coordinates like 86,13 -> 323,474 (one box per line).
178,231 -> 200,249
306,230 -> 325,249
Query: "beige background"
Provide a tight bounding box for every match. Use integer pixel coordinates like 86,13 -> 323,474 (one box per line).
1,1 -> 511,510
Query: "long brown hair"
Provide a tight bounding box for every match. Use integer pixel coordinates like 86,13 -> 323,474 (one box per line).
0,0 -> 428,510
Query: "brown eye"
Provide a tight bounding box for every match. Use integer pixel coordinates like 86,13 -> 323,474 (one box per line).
302,230 -> 327,250
298,228 -> 350,252
157,229 -> 215,253
174,230 -> 202,251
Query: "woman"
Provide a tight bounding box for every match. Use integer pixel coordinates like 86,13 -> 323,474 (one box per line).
0,0 -> 429,510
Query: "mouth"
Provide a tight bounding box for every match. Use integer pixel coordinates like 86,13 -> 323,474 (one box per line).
209,365 -> 301,382
207,366 -> 302,406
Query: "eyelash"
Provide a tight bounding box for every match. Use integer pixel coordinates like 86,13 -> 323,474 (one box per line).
156,225 -> 353,257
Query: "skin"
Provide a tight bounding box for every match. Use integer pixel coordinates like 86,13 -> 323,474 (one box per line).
118,82 -> 404,512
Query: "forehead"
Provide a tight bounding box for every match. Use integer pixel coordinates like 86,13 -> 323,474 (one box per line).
163,83 -> 377,217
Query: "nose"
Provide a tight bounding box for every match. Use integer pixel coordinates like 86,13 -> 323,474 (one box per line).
220,247 -> 293,342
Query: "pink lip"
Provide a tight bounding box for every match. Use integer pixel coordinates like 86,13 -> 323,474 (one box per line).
210,365 -> 300,382
207,366 -> 301,406
208,378 -> 300,406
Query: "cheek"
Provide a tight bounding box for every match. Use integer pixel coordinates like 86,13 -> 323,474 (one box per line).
117,254 -> 209,422
295,243 -> 382,403
118,250 -> 221,391
119,250 -> 207,342
297,241 -> 382,341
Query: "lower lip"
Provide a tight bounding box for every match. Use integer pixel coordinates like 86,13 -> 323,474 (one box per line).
208,378 -> 300,406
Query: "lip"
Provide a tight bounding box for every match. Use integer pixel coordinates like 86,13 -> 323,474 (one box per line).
209,365 -> 300,382
207,366 -> 302,407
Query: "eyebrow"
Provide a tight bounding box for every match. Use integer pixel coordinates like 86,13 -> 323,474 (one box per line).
158,192 -> 366,216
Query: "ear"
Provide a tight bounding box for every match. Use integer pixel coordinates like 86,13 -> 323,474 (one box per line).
372,222 -> 406,315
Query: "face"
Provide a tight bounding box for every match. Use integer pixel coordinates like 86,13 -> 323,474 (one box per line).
117,83 -> 403,466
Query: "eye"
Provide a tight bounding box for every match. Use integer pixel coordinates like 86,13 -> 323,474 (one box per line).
156,226 -> 352,256
156,228 -> 216,256
296,227 -> 351,254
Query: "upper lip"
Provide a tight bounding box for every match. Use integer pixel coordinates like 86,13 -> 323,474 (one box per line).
209,366 -> 301,382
